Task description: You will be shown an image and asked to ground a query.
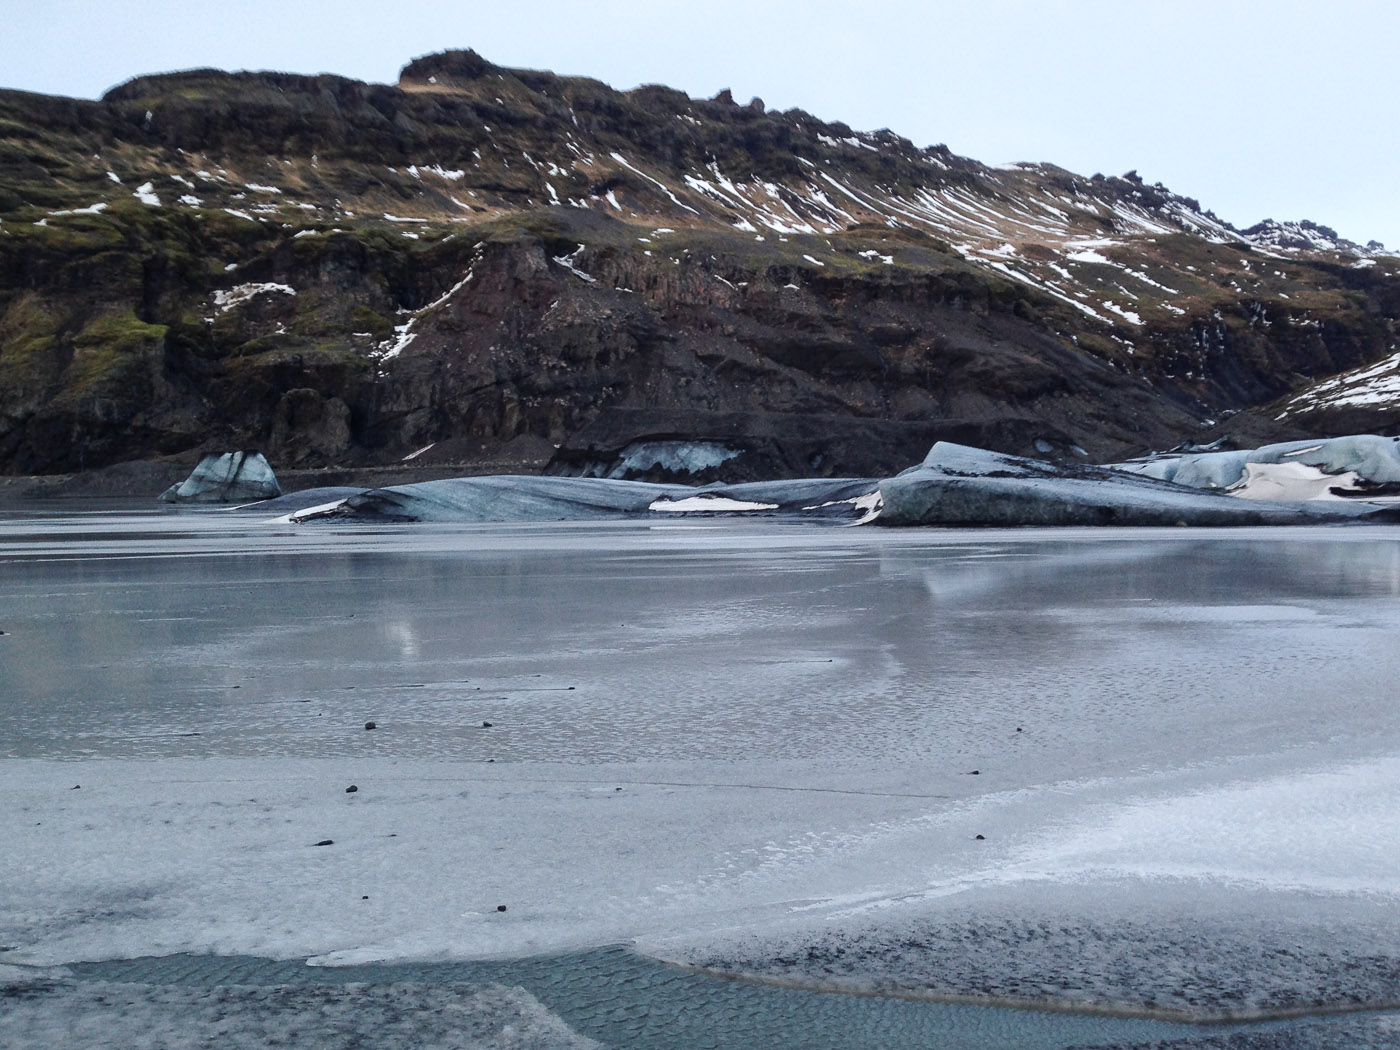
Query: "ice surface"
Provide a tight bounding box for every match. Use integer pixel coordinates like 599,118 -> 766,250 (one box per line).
4,513 -> 1400,1040
0,979 -> 599,1050
157,451 -> 280,504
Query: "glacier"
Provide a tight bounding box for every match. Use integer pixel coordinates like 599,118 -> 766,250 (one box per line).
269,437 -> 1400,527
1110,433 -> 1400,499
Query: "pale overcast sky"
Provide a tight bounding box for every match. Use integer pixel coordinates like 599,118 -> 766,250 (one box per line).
5,0 -> 1397,249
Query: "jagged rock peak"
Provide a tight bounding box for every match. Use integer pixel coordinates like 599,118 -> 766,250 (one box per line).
399,49 -> 498,87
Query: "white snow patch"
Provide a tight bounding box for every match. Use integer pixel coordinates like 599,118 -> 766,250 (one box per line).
552,244 -> 596,283
48,203 -> 108,216
648,496 -> 780,513
1229,461 -> 1364,501
1101,301 -> 1143,325
609,153 -> 700,215
133,182 -> 160,206
213,282 -> 296,312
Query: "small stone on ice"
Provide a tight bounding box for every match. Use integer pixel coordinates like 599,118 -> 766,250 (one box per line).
313,839 -> 334,847
346,785 -> 358,793
364,721 -> 377,730
976,834 -> 986,840
496,904 -> 508,912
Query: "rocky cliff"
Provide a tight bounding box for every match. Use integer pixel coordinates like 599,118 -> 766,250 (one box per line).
1,49 -> 1396,479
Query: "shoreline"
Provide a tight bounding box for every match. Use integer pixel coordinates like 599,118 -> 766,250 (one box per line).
0,455 -> 554,504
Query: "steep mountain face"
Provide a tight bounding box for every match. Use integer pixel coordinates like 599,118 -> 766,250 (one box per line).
1,49 -> 1396,478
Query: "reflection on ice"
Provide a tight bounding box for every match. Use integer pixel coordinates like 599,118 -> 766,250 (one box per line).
3,514 -> 1400,1034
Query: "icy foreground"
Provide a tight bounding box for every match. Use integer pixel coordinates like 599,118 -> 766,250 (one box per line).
4,515 -> 1400,1047
279,436 -> 1400,527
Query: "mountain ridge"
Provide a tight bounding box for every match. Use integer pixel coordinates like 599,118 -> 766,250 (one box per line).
1,49 -> 1396,479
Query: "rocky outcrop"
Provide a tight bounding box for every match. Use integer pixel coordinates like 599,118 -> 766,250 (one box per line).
1,51 -> 1396,479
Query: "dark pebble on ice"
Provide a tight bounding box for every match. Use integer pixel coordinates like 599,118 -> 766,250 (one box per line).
481,721 -> 493,728
615,787 -> 622,792
568,686 -> 575,690
346,785 -> 358,793
976,834 -> 986,840
313,839 -> 334,847
496,905 -> 508,912
362,895 -> 369,900
364,722 -> 377,730
969,770 -> 980,775
71,784 -> 80,789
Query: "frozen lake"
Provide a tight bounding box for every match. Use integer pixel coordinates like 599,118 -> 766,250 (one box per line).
2,506 -> 1400,1048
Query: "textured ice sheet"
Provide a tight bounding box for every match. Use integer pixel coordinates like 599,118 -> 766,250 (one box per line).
0,980 -> 598,1050
673,881 -> 1400,1019
0,948 -> 1289,1050
5,516 -> 1400,1033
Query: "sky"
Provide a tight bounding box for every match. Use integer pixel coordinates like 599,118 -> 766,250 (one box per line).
3,0 -> 1397,249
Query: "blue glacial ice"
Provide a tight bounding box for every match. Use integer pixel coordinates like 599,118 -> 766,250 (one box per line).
874,442 -> 1397,526
1111,433 -> 1400,498
285,474 -> 881,524
267,437 -> 1400,527
159,451 -> 281,504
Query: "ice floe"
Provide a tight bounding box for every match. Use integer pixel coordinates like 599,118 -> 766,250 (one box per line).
261,437 -> 1400,528
875,442 -> 1394,527
1114,434 -> 1400,501
159,451 -> 281,504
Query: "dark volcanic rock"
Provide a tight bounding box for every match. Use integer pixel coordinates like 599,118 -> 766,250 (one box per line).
1,51 -> 1397,478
